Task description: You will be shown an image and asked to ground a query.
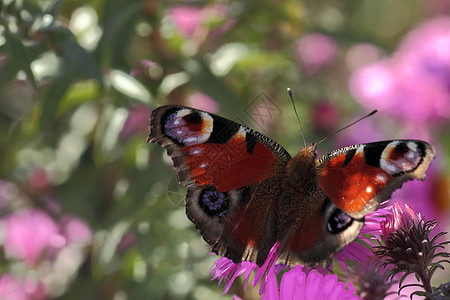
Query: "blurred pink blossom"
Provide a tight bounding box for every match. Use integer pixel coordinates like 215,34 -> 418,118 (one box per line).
350,17 -> 450,123
120,105 -> 151,140
2,209 -> 65,265
28,167 -> 51,192
0,275 -> 47,300
263,266 -> 359,300
0,275 -> 28,300
168,5 -> 203,38
312,102 -> 340,133
295,33 -> 338,75
168,5 -> 232,39
187,92 -> 220,113
60,215 -> 92,245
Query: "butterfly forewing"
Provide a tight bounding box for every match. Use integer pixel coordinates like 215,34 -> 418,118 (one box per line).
316,140 -> 435,218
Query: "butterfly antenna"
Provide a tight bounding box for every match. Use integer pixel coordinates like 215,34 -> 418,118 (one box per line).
288,88 -> 307,147
317,109 -> 378,145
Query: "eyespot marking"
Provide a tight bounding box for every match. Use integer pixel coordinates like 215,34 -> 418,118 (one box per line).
164,109 -> 213,145
199,187 -> 228,217
380,141 -> 422,176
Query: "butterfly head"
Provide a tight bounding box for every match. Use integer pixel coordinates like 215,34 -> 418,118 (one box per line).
300,143 -> 318,160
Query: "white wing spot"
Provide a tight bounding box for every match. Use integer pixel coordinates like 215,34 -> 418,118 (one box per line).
406,151 -> 415,160
407,142 -> 418,151
366,186 -> 373,193
380,141 -> 401,175
376,173 -> 388,184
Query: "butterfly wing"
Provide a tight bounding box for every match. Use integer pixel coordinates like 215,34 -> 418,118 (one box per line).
276,140 -> 435,267
317,140 -> 435,218
148,105 -> 291,264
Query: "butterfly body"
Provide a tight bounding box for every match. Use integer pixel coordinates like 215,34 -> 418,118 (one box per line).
148,105 -> 435,267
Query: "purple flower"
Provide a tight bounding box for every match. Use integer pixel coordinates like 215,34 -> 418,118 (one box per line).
380,202 -> 421,236
295,33 -> 338,75
265,266 -> 359,300
349,17 -> 450,123
375,203 -> 450,296
2,209 -> 65,265
210,241 -> 281,295
210,240 -> 361,298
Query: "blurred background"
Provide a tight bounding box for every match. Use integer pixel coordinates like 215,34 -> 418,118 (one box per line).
0,0 -> 449,299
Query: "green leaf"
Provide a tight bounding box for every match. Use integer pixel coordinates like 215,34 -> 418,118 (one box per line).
0,57 -> 21,89
60,36 -> 103,82
95,0 -> 145,67
39,63 -> 76,128
3,26 -> 37,88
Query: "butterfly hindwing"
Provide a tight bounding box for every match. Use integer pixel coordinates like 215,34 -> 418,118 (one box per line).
317,140 -> 436,218
148,105 -> 291,264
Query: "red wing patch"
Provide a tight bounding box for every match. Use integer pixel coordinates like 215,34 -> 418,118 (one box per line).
318,150 -> 392,215
283,209 -> 323,253
149,105 -> 291,192
183,133 -> 278,192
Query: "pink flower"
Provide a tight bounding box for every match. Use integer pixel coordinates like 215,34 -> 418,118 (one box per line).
350,17 -> 450,123
60,215 -> 92,245
265,266 -> 359,300
375,203 -> 450,296
0,275 -> 28,300
210,241 -> 281,295
187,92 -> 220,113
2,209 -> 65,265
210,240 -> 360,298
168,5 -> 203,38
295,33 -> 338,75
168,5 -> 232,39
0,275 -> 47,300
380,202 -> 421,236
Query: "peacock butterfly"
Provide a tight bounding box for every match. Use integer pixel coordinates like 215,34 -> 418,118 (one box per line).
147,105 -> 435,267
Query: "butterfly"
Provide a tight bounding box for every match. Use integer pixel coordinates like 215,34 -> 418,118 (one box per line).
147,105 -> 435,267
